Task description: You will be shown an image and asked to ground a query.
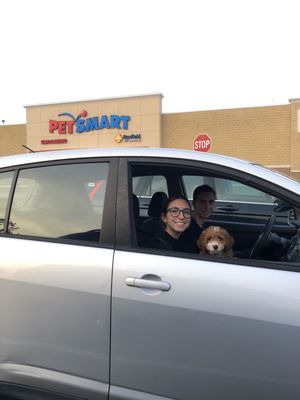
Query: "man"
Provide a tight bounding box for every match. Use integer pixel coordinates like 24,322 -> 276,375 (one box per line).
180,185 -> 216,252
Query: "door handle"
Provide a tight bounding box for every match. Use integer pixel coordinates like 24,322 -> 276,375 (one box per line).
125,277 -> 171,291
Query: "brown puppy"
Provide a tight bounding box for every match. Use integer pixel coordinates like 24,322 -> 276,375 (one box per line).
197,226 -> 234,257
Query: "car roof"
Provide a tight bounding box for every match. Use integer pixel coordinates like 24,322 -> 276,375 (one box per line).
1,147 -> 300,194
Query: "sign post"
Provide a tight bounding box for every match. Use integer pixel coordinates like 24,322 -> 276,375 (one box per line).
193,133 -> 212,152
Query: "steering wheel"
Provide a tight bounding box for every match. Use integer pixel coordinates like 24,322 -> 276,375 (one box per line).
249,214 -> 276,259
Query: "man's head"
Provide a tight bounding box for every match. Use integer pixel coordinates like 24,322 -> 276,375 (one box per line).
192,185 -> 216,224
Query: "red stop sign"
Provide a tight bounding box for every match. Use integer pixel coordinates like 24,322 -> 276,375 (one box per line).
193,133 -> 212,152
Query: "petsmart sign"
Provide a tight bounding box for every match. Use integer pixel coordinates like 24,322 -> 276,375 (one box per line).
49,110 -> 130,134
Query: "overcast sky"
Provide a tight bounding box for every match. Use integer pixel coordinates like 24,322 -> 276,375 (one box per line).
1,0 -> 299,125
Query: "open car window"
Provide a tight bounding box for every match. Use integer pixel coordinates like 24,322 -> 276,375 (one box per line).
130,162 -> 300,265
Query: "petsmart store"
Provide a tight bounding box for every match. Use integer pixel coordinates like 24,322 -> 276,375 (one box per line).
1,93 -> 300,181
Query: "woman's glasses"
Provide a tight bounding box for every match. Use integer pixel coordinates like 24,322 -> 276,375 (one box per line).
166,207 -> 192,219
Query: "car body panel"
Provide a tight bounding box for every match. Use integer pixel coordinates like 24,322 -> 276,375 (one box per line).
111,250 -> 300,400
0,237 -> 112,399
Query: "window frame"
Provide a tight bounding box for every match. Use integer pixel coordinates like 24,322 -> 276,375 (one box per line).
1,157 -> 119,248
115,156 -> 300,272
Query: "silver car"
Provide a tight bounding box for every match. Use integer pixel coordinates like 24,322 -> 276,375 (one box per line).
1,148 -> 300,400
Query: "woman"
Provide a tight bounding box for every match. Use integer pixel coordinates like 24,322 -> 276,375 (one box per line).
145,195 -> 192,251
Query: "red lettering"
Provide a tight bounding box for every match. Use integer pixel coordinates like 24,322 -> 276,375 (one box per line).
49,120 -> 59,133
49,119 -> 74,134
58,121 -> 66,134
66,121 -> 75,134
41,139 -> 67,144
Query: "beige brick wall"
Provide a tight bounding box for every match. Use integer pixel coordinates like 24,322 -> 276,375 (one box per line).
162,105 -> 291,167
1,100 -> 299,182
290,102 -> 300,174
0,124 -> 26,156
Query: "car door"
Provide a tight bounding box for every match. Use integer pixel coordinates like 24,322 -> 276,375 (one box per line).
0,158 -> 118,400
110,157 -> 300,400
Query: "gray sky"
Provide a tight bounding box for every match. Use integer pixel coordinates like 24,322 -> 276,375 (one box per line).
1,0 -> 299,124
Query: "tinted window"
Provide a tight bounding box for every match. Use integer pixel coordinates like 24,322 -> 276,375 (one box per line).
9,163 -> 108,242
181,176 -> 205,199
0,171 -> 14,233
133,175 -> 168,197
182,175 -> 276,204
214,178 -> 276,203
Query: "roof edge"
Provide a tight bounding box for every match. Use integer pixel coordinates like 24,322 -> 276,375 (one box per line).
24,93 -> 164,108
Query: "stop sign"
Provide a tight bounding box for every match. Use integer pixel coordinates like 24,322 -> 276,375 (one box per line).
193,133 -> 212,152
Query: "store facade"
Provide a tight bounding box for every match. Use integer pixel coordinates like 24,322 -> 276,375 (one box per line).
0,93 -> 300,180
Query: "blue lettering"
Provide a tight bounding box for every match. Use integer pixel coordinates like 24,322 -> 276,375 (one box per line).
99,115 -> 110,129
76,119 -> 85,133
75,114 -> 130,132
110,115 -> 121,129
120,115 -> 130,129
85,117 -> 99,132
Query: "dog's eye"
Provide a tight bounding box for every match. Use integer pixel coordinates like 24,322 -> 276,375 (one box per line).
207,236 -> 212,241
217,236 -> 225,241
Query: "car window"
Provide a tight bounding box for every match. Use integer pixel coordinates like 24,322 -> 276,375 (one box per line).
0,171 -> 14,233
181,176 -> 205,199
8,162 -> 109,242
133,175 -> 168,197
182,175 -> 276,204
129,163 -> 299,265
214,178 -> 277,203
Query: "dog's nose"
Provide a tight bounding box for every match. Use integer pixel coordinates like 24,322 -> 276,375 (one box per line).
213,244 -> 218,250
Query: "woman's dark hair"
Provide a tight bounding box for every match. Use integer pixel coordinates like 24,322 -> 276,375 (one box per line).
192,185 -> 216,202
161,194 -> 191,214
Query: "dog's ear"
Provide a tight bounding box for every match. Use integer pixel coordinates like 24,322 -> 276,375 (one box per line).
224,233 -> 234,256
196,235 -> 202,252
197,231 -> 207,254
225,248 -> 233,257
